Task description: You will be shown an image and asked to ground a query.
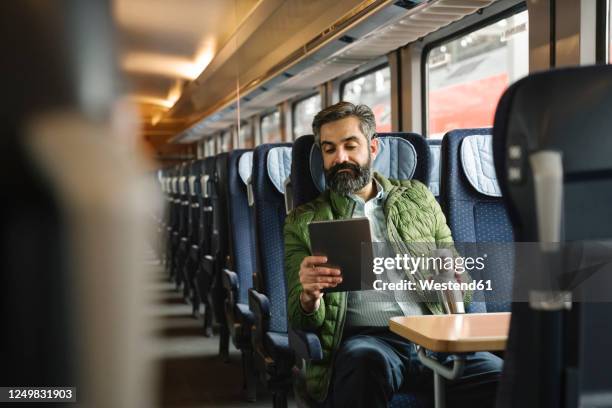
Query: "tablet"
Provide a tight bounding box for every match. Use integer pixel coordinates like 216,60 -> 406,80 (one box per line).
308,218 -> 374,293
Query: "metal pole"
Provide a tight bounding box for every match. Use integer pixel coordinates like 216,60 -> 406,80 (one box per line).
434,372 -> 446,408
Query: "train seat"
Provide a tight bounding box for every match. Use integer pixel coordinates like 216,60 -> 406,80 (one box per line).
161,170 -> 172,270
493,65 -> 612,408
197,156 -> 217,336
288,133 -> 432,407
439,129 -> 514,313
221,149 -> 257,400
175,162 -> 191,292
247,143 -> 294,408
209,152 -> 231,360
185,160 -> 204,315
167,170 -> 181,281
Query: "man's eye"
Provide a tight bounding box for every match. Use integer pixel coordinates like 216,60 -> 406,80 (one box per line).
324,148 -> 335,154
345,145 -> 356,150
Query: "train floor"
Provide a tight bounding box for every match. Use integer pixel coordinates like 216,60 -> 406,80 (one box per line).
147,254 -> 297,407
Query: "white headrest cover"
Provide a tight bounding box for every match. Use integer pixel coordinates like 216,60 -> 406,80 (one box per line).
238,151 -> 253,186
428,144 -> 441,196
460,134 -> 501,197
179,176 -> 186,195
188,176 -> 196,195
267,147 -> 292,194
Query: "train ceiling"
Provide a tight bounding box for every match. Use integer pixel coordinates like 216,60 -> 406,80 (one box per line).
114,0 -> 495,152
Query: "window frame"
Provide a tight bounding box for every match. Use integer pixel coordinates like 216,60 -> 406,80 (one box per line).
291,91 -> 320,139
217,130 -> 228,153
420,1 -> 527,137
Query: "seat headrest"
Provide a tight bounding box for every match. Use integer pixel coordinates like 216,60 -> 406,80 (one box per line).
238,151 -> 253,186
460,134 -> 501,197
188,176 -> 196,195
267,146 -> 292,194
309,136 -> 417,192
428,142 -> 441,196
179,176 -> 186,195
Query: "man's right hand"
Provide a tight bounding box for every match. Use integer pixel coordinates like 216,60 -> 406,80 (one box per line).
299,255 -> 342,313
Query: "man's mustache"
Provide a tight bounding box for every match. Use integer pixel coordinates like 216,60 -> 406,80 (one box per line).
327,162 -> 362,179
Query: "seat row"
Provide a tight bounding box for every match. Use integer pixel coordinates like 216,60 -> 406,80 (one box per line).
154,126 -> 515,407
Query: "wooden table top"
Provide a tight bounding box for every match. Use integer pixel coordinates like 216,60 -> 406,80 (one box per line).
389,312 -> 511,353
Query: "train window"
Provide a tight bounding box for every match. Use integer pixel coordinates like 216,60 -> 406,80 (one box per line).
207,137 -> 216,156
426,10 -> 529,138
219,130 -> 232,152
239,121 -> 254,149
200,141 -> 206,159
293,93 -> 321,139
260,110 -> 282,143
341,65 -> 391,132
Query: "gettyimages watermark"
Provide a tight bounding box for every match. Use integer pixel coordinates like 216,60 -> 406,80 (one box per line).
349,241 -> 612,303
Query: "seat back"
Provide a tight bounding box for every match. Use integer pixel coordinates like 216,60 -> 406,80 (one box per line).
169,167 -> 180,231
179,162 -> 191,235
494,65 -> 612,408
291,132 -> 430,208
252,143 -> 293,333
198,157 -> 217,254
187,160 -> 202,243
212,153 -> 230,266
440,129 -> 514,313
227,150 -> 256,304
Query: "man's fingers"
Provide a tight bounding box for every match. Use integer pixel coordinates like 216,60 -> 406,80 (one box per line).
301,256 -> 328,267
302,275 -> 342,284
301,266 -> 341,277
315,267 -> 342,276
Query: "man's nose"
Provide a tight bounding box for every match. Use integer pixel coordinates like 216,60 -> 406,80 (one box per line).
332,148 -> 349,166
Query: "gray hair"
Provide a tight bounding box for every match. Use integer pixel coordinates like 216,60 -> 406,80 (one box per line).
312,101 -> 376,145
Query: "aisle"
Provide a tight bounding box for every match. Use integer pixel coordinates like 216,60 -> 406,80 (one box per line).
148,263 -> 295,407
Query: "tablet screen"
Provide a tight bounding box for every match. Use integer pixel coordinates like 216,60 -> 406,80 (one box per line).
308,218 -> 374,293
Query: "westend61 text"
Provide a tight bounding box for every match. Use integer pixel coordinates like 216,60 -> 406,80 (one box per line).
372,279 -> 493,292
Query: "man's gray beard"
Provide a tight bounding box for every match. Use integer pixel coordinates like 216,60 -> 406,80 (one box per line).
325,157 -> 373,195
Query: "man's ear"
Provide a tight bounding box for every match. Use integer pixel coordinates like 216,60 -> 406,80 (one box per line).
370,137 -> 379,159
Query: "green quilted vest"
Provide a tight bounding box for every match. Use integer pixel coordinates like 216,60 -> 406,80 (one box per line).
284,173 -> 469,402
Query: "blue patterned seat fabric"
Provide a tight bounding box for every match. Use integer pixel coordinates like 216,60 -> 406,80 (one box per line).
251,143 -> 293,351
229,150 -> 256,305
440,129 -> 514,313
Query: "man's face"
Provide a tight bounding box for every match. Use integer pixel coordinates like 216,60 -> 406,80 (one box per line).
319,116 -> 378,195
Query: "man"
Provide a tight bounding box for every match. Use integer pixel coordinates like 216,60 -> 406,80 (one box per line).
284,102 -> 502,407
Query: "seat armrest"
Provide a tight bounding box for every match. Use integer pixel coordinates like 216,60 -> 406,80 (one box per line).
235,303 -> 254,326
248,289 -> 270,347
201,254 -> 215,278
222,268 -> 239,307
289,327 -> 323,362
222,269 -> 239,292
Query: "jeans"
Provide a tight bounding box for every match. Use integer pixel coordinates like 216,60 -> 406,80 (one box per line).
325,330 -> 502,408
